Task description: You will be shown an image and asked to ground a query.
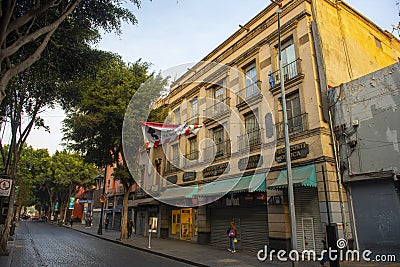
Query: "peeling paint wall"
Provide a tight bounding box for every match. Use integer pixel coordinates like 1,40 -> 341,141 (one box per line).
333,62 -> 400,175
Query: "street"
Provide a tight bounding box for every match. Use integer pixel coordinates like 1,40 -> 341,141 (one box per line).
8,221 -> 194,267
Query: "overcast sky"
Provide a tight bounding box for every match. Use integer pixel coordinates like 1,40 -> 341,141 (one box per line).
15,0 -> 400,154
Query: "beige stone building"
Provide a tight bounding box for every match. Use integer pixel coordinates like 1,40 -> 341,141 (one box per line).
138,0 -> 400,252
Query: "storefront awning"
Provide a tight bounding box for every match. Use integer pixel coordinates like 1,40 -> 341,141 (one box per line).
268,164 -> 317,190
194,173 -> 266,197
129,198 -> 159,207
158,184 -> 198,200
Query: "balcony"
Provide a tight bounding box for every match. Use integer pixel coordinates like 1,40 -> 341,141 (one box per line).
238,128 -> 262,151
275,113 -> 308,139
269,59 -> 302,90
203,139 -> 231,162
186,113 -> 199,125
165,159 -> 180,173
184,150 -> 199,161
237,81 -> 261,107
204,97 -> 230,122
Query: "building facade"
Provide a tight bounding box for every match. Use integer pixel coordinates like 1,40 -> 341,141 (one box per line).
141,0 -> 400,252
332,62 -> 400,258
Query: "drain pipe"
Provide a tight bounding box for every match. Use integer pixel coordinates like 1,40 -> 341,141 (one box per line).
328,108 -> 349,241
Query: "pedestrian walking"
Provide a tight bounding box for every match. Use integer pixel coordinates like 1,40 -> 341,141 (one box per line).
226,221 -> 237,253
104,216 -> 109,230
127,218 -> 134,238
320,233 -> 329,266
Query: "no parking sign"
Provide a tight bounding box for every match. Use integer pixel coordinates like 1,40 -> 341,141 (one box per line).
0,178 -> 12,197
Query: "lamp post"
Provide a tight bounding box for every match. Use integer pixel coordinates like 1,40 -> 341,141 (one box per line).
97,167 -> 107,235
271,1 -> 298,266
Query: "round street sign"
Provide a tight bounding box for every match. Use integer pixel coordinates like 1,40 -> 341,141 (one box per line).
0,179 -> 11,190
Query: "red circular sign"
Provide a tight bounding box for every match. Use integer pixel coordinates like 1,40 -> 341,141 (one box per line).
0,180 -> 11,190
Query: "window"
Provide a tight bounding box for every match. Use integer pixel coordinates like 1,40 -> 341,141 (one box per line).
286,92 -> 303,133
245,113 -> 260,147
189,98 -> 198,123
172,144 -> 180,165
188,137 -> 198,160
174,108 -> 180,124
244,64 -> 258,99
278,39 -> 297,81
213,127 -> 224,157
374,36 -> 382,49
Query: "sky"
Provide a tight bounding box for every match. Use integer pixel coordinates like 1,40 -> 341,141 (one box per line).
13,0 -> 400,155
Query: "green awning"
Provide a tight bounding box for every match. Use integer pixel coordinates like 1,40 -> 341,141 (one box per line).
159,184 -> 198,200
268,164 -> 317,190
194,173 -> 266,197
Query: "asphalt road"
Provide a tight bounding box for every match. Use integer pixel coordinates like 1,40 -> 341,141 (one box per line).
9,221 -> 194,267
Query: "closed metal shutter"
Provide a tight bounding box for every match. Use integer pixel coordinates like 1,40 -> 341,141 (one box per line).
294,187 -> 324,253
210,206 -> 269,251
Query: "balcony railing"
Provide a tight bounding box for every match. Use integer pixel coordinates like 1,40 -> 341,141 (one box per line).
184,150 -> 199,161
275,113 -> 308,139
205,97 -> 230,119
237,81 -> 261,105
186,113 -> 199,125
269,59 -> 302,88
203,139 -> 231,162
165,159 -> 180,173
238,128 -> 262,151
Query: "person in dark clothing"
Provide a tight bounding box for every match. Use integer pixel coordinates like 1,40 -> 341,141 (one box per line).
104,216 -> 109,230
70,217 -> 73,228
127,219 -> 134,238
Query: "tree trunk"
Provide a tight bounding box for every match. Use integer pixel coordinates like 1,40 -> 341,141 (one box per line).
119,184 -> 130,240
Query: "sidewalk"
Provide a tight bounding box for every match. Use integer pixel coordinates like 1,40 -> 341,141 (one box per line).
65,223 -> 327,267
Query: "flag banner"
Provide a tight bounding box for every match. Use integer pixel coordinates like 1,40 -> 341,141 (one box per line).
141,122 -> 202,148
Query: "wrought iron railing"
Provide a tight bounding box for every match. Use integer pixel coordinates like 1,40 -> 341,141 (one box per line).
184,150 -> 199,161
275,113 -> 308,139
237,81 -> 261,105
269,58 -> 302,88
186,113 -> 199,125
238,128 -> 262,151
203,139 -> 231,161
205,97 -> 230,119
165,159 -> 180,173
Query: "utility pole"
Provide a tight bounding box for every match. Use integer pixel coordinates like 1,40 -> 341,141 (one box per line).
271,1 -> 298,266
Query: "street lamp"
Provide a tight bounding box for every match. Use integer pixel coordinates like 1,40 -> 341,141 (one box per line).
271,1 -> 298,266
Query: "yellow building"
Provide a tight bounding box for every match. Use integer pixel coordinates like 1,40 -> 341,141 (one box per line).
143,0 -> 400,252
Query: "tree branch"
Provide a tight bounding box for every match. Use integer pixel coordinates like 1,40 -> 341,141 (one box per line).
0,0 -> 16,47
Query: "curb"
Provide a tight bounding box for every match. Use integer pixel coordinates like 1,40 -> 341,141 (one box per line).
65,225 -> 210,267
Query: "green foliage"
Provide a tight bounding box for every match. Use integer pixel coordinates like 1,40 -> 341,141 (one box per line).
148,107 -> 170,123
62,58 -> 153,167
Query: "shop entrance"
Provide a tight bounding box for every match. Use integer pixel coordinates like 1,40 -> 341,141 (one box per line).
180,208 -> 192,240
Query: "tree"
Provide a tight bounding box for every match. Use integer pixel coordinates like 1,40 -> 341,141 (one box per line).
63,58 -> 169,240
51,151 -> 97,223
0,0 -> 141,104
0,0 -> 140,250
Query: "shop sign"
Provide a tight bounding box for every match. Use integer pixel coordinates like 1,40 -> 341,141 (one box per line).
68,197 -> 75,209
166,175 -> 178,184
226,194 -> 240,206
275,142 -> 309,163
183,172 -> 196,182
244,193 -> 254,201
238,154 -> 263,171
256,193 -> 267,201
203,162 -> 229,178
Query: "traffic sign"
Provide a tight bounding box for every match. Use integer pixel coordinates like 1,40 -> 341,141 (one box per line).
0,179 -> 12,197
